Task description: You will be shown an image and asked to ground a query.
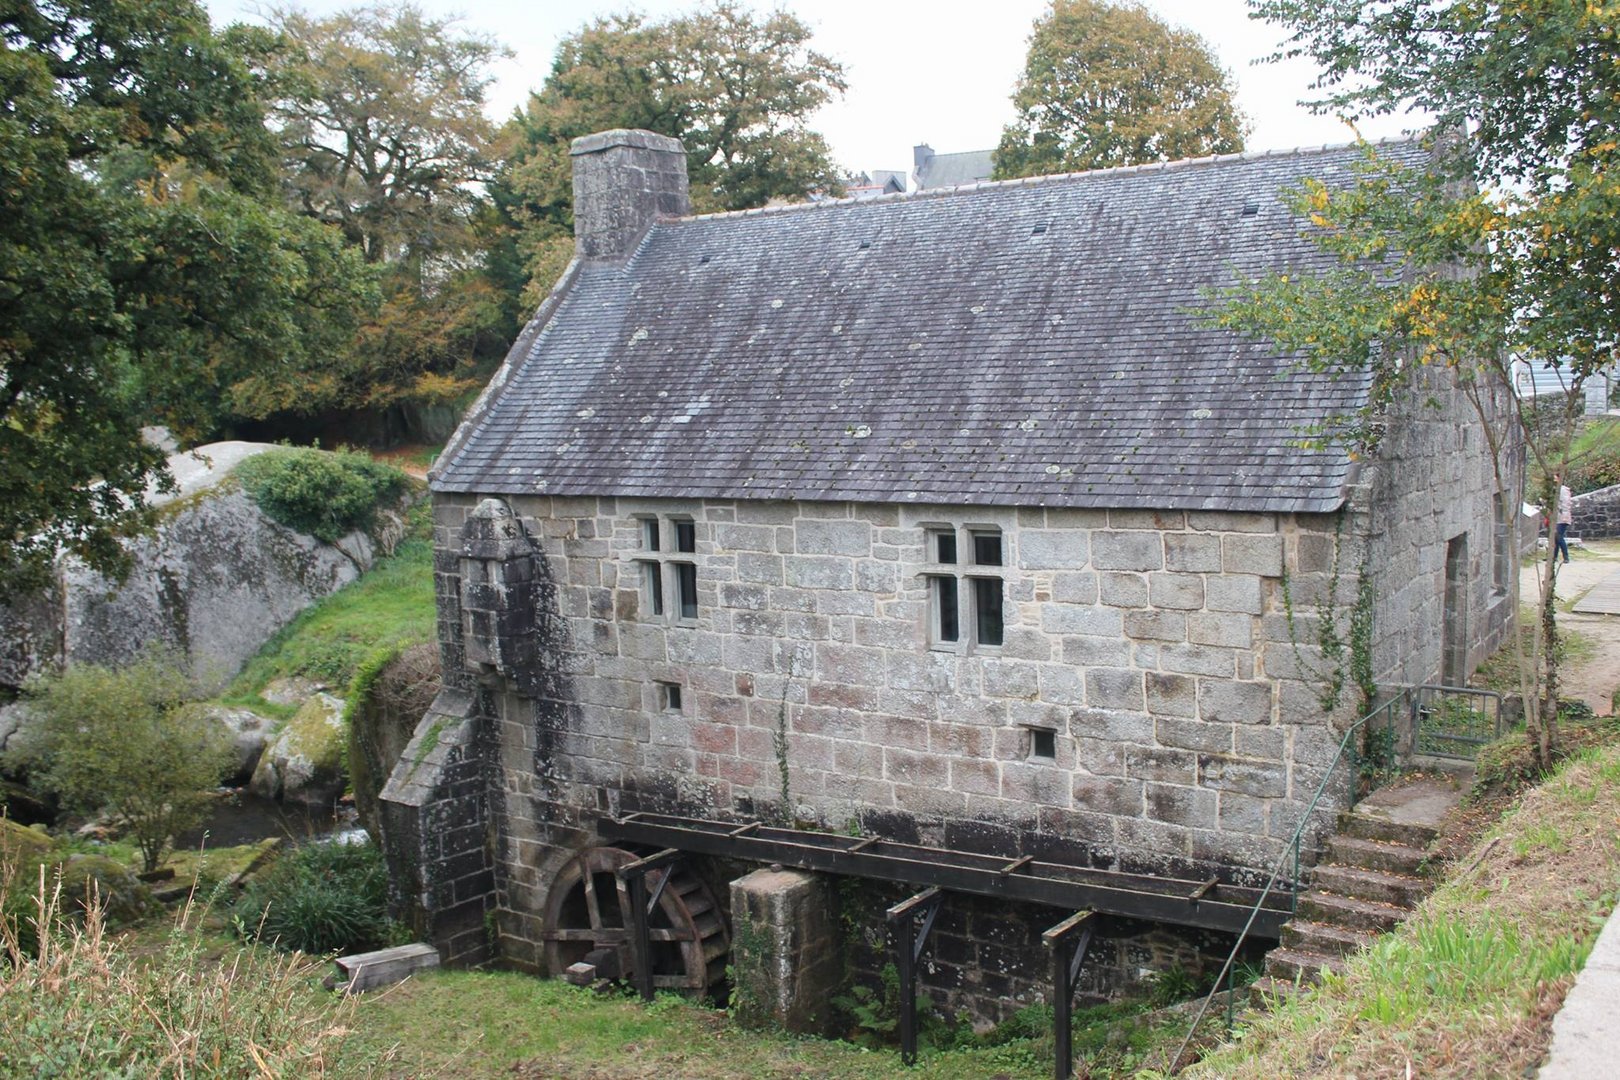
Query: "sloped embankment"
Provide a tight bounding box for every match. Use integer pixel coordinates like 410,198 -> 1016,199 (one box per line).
1186,742 -> 1620,1079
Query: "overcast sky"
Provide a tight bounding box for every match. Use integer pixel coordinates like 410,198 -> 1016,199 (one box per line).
207,0 -> 1419,176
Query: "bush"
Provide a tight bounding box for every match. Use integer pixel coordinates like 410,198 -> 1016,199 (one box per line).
232,839 -> 400,955
236,447 -> 409,543
6,653 -> 233,873
1472,701 -> 1620,800
0,865 -> 350,1075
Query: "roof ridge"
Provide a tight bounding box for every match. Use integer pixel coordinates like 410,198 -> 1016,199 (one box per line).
673,134 -> 1423,225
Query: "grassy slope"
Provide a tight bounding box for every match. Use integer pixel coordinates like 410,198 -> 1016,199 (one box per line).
1184,741 -> 1620,1079
220,502 -> 435,720
336,974 -> 1048,1079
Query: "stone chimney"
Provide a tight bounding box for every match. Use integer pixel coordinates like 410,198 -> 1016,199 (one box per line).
570,129 -> 691,261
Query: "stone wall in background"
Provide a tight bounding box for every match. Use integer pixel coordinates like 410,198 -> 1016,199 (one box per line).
1572,483 -> 1620,540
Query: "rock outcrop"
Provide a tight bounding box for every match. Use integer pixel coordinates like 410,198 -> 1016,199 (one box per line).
249,692 -> 348,810
199,705 -> 277,785
0,442 -> 390,693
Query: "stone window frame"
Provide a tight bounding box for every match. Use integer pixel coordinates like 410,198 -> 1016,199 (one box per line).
633,514 -> 700,625
1026,725 -> 1057,761
921,523 -> 1006,653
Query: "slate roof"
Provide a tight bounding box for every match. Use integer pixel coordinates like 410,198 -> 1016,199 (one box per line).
914,148 -> 995,189
435,140 -> 1431,513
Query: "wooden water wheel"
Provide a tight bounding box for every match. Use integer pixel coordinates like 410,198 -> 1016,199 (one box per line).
540,846 -> 729,998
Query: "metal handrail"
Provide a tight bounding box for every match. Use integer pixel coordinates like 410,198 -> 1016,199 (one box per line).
1166,689 -> 1412,1074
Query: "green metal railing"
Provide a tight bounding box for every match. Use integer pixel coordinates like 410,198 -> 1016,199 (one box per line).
1412,684 -> 1507,759
1166,689 -> 1413,1074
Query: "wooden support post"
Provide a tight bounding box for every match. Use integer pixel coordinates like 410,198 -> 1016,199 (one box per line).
617,848 -> 681,1003
627,870 -> 653,1002
886,887 -> 943,1067
1043,910 -> 1097,1080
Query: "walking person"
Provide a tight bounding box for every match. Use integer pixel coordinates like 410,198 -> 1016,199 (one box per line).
1556,476 -> 1573,565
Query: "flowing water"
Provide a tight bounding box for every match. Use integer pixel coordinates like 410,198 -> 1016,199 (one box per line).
175,790 -> 367,849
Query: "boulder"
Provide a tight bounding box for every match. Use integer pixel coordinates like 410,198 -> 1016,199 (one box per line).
0,442 -> 394,693
250,692 -> 347,810
0,816 -> 52,860
262,676 -> 330,708
0,700 -> 34,756
199,705 -> 277,784
56,853 -> 158,926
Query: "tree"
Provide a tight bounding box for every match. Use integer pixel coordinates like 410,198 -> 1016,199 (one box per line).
1219,2 -> 1620,767
255,3 -> 513,418
0,0 -> 372,597
498,3 -> 846,303
993,0 -> 1248,179
9,652 -> 233,872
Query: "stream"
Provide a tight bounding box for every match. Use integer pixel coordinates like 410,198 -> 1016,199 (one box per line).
174,789 -> 368,850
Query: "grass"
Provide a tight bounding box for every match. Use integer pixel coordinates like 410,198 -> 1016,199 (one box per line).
336,973 -> 1048,1079
220,501 -> 435,719
2,869 -> 352,1076
329,965 -> 1231,1078
1470,613 -> 1594,694
1180,739 -> 1620,1079
1562,415 -> 1620,494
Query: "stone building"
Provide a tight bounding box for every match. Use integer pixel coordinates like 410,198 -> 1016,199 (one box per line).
379,129 -> 1517,1017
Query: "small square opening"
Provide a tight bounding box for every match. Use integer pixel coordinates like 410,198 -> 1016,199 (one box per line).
1029,728 -> 1056,761
658,682 -> 683,711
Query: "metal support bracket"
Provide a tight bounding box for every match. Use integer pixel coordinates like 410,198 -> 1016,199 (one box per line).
886,887 -> 943,1066
617,848 -> 682,1002
1043,910 -> 1097,1080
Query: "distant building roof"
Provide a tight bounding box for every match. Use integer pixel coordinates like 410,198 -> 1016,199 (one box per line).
435,140 -> 1433,513
913,144 -> 996,189
837,170 -> 906,200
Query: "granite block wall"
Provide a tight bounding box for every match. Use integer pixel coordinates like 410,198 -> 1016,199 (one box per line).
1572,482 -> 1620,540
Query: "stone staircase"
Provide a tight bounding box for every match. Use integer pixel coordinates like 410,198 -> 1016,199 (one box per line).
1250,807 -> 1439,1002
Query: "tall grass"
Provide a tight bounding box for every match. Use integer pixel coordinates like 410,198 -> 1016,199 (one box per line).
1,860 -> 351,1076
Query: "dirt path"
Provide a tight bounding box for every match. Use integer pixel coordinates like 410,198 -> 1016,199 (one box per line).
1521,538 -> 1620,714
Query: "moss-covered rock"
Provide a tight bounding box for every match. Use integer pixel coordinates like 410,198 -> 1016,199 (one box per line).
56,853 -> 158,926
249,692 -> 347,810
0,815 -> 52,860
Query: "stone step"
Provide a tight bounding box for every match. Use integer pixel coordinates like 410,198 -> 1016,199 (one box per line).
1338,811 -> 1439,850
1297,890 -> 1410,934
1281,919 -> 1380,957
1264,946 -> 1347,984
1326,834 -> 1429,877
1248,974 -> 1308,1008
1312,864 -> 1428,908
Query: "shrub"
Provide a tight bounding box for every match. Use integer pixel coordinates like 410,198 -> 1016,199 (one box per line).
6,653 -> 233,873
0,865 -> 351,1075
1472,701 -> 1620,801
236,447 -> 410,543
232,838 -> 400,955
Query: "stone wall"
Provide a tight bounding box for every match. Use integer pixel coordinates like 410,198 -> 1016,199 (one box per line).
835,880 -> 1255,1027
1572,483 -> 1620,540
447,495 -> 1350,894
378,688 -> 494,966
1357,367 -> 1518,694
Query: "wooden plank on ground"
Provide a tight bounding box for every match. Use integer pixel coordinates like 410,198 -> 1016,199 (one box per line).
329,942 -> 440,994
